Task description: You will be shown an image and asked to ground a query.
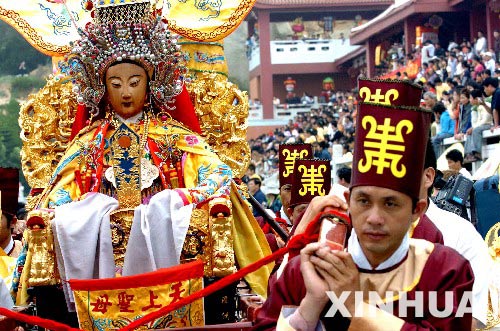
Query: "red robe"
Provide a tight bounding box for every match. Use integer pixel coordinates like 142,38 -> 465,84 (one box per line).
253,240 -> 473,331
411,214 -> 444,245
256,216 -> 290,252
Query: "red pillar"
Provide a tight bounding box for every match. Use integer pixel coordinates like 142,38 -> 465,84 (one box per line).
365,39 -> 376,78
469,5 -> 483,44
257,10 -> 274,119
404,17 -> 417,55
485,1 -> 500,49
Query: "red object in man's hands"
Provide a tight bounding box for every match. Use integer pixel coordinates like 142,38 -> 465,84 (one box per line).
318,208 -> 351,251
319,218 -> 348,251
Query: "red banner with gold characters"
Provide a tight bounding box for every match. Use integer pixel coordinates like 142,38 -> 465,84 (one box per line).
69,260 -> 204,330
290,158 -> 331,207
351,102 -> 431,200
278,143 -> 313,187
358,78 -> 423,107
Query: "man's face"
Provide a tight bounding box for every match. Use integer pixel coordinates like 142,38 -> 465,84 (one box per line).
423,96 -> 435,109
484,84 -> 496,97
251,150 -> 261,160
447,159 -> 461,171
347,186 -> 424,267
280,184 -> 292,217
288,203 -> 309,226
0,214 -> 12,246
247,180 -> 258,195
459,94 -> 469,105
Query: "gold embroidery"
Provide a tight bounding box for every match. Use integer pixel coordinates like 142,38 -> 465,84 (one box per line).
281,149 -> 310,178
359,86 -> 400,106
181,198 -> 236,278
25,210 -> 60,286
0,7 -> 71,56
182,208 -> 212,275
188,72 -> 250,178
298,164 -> 327,196
210,198 -> 236,277
359,116 -> 413,178
110,124 -> 142,209
19,77 -> 78,203
167,0 -> 256,42
109,209 -> 135,269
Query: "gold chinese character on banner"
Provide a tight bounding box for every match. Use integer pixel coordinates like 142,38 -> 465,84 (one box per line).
298,164 -> 328,196
358,116 -> 413,178
282,149 -> 310,177
359,87 -> 399,106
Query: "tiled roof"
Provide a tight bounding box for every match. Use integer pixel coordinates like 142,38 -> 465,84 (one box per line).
255,0 -> 392,6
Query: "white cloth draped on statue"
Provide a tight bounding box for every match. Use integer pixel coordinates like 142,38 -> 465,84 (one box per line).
0,278 -> 13,309
52,190 -> 193,311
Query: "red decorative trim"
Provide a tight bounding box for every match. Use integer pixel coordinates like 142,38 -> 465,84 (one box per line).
0,208 -> 328,330
70,104 -> 89,141
120,219 -> 323,331
69,260 -> 203,291
91,121 -> 110,193
0,307 -> 82,331
148,139 -> 170,188
29,188 -> 44,195
175,189 -> 191,206
168,86 -> 201,134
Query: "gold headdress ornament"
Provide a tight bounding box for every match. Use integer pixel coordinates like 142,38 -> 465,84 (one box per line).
59,0 -> 187,116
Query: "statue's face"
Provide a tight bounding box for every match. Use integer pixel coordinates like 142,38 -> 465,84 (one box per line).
105,62 -> 148,119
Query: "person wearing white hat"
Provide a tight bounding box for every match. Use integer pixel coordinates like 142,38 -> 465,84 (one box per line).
483,51 -> 496,74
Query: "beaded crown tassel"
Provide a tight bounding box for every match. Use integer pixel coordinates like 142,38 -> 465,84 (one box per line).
61,0 -> 188,117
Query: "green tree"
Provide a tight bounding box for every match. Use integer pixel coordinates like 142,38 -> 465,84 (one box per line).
0,75 -> 45,192
0,21 -> 50,75
0,98 -> 25,189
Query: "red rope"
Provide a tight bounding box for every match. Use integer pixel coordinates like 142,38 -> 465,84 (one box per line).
0,307 -> 82,331
0,210 -> 341,330
119,226 -> 321,331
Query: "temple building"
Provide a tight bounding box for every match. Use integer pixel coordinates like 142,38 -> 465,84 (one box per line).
246,0 -> 500,134
351,0 -> 500,78
246,0 -> 390,127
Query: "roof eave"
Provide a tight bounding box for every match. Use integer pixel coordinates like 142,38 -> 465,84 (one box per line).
349,0 -> 457,45
253,0 -> 392,10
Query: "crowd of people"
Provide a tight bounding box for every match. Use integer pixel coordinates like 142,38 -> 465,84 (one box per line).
377,34 -> 500,164
248,33 -> 500,195
247,92 -> 357,185
246,62 -> 499,218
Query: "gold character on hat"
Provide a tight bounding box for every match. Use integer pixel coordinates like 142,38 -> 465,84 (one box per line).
297,164 -> 328,196
281,148 -> 310,178
359,116 -> 414,178
359,86 -> 400,106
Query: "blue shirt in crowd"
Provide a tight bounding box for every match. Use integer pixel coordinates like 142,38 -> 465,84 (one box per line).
440,110 -> 455,135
